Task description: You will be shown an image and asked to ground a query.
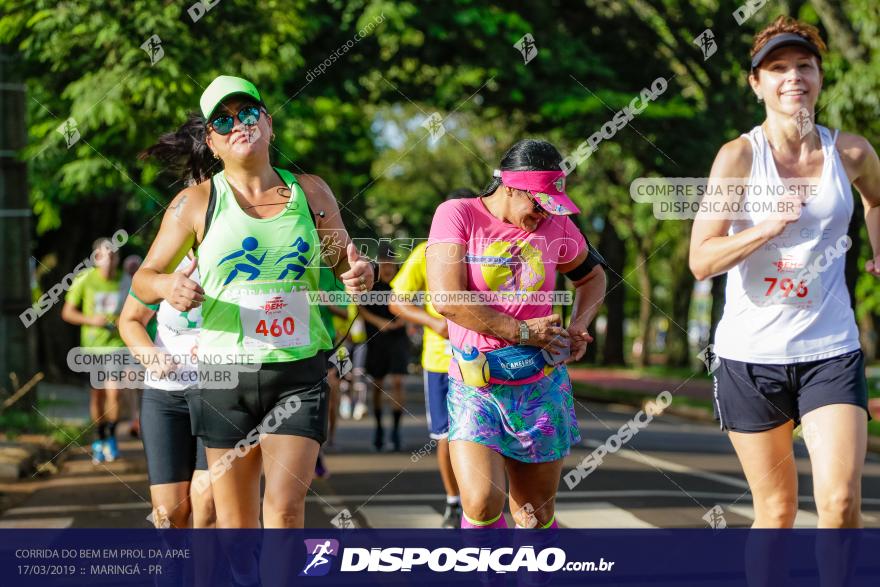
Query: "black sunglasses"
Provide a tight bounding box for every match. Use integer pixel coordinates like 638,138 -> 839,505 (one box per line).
516,189 -> 547,216
208,105 -> 265,135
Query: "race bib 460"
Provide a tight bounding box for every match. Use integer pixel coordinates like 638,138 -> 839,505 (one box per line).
239,290 -> 311,351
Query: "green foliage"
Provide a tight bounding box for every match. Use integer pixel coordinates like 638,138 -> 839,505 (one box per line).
0,404 -> 86,444
4,0 -> 880,370
819,0 -> 880,324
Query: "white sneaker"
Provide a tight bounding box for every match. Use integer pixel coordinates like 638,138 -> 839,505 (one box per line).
352,401 -> 368,421
339,395 -> 352,420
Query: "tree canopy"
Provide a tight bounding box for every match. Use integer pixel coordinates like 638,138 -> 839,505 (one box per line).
3,0 -> 878,372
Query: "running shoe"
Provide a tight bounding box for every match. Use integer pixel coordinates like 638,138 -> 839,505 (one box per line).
91,440 -> 105,464
314,453 -> 330,479
442,503 -> 462,529
339,395 -> 352,420
352,401 -> 368,421
390,427 -> 402,452
103,437 -> 119,462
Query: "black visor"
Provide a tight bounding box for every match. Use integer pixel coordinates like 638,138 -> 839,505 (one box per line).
751,33 -> 822,71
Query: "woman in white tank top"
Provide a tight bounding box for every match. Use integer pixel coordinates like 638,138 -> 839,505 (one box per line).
119,255 -> 215,528
690,17 -> 880,529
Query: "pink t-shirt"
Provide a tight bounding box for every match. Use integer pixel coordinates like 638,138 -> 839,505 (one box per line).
427,197 -> 587,362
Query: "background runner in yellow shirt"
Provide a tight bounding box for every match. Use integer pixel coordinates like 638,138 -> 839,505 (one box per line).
390,188 -> 475,528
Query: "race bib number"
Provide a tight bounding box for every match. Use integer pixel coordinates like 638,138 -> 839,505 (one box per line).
239,290 -> 311,351
743,245 -> 822,309
93,292 -> 119,315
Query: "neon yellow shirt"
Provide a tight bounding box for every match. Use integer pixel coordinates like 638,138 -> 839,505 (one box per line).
65,268 -> 124,352
347,303 -> 367,344
390,241 -> 451,373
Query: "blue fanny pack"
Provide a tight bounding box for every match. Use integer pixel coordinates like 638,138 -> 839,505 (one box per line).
453,341 -> 569,386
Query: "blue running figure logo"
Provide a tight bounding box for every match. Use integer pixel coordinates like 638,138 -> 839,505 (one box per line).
275,236 -> 311,280
218,237 -> 267,285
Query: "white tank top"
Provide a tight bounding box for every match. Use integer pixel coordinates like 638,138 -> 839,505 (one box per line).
148,258 -> 202,391
713,125 -> 860,364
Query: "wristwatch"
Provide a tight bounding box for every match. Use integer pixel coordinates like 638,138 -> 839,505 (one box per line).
518,320 -> 530,344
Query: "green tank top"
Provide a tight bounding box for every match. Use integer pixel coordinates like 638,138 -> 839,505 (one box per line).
197,168 -> 332,364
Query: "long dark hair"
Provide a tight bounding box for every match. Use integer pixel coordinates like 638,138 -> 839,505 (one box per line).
479,139 -> 564,197
139,113 -> 219,185
445,187 -> 477,201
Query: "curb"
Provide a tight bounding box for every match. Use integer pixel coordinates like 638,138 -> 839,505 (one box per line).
0,437 -> 65,481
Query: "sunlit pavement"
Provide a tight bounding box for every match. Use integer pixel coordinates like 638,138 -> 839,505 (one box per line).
2,375 -> 879,529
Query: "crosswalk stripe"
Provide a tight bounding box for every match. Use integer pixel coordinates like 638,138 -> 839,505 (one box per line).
582,439 -> 752,490
359,504 -> 441,528
555,502 -> 656,528
0,517 -> 74,528
578,441 -> 827,527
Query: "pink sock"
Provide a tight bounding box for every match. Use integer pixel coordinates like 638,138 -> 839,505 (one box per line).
461,513 -> 508,529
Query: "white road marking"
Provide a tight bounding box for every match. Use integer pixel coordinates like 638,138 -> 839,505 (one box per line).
582,439 -> 751,490
580,440 -> 824,524
359,504 -> 441,528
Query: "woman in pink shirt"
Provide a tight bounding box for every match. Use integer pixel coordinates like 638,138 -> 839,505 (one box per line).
427,139 -> 606,529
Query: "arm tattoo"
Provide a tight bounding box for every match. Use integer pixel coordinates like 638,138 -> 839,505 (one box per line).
171,195 -> 187,219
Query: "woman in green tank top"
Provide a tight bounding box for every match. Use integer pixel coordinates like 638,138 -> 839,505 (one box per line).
132,75 -> 374,530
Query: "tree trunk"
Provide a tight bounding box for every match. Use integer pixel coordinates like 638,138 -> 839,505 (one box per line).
665,258 -> 694,367
635,249 -> 653,368
859,313 -> 876,361
845,198 -> 868,355
810,0 -> 866,62
873,314 -> 880,361
782,0 -> 808,18
0,47 -> 37,405
845,197 -> 862,310
600,217 -> 625,365
709,274 -> 726,345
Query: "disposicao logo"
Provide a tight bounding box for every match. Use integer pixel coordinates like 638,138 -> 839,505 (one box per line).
300,539 -> 340,577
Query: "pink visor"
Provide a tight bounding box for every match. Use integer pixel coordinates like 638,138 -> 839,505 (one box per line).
499,170 -> 579,215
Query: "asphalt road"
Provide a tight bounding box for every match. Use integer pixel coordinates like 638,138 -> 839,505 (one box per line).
2,375 -> 880,529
